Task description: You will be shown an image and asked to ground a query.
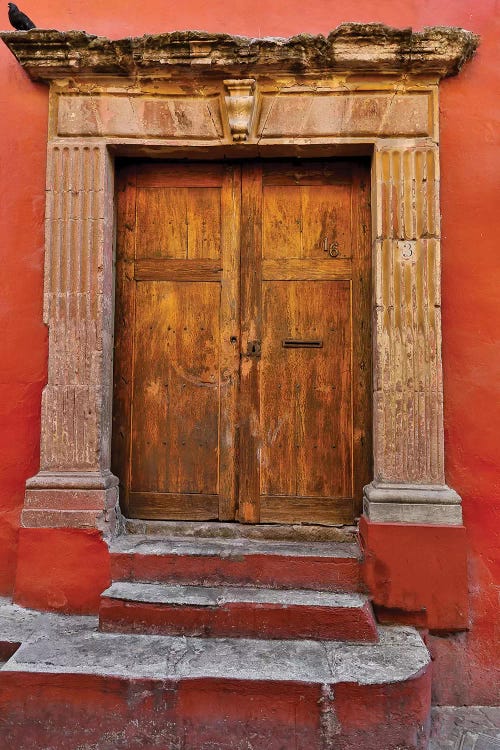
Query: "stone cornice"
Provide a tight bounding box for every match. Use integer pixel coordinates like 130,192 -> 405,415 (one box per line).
0,24 -> 479,82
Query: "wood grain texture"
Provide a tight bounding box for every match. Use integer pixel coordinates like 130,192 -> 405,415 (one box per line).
262,186 -> 302,260
238,163 -> 262,523
351,166 -> 373,514
135,259 -> 222,282
128,492 -> 219,520
262,182 -> 352,261
135,187 -> 221,260
218,165 -> 241,520
113,162 -> 238,521
260,496 -> 354,525
260,280 -> 352,500
262,160 -> 353,186
130,280 -> 220,495
263,258 -> 352,281
252,159 -> 371,524
136,162 -> 224,188
112,165 -> 137,518
113,159 -> 371,525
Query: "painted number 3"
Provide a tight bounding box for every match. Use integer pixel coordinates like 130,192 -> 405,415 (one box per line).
401,241 -> 413,259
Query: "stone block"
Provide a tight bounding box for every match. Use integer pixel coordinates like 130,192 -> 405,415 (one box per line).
57,95 -> 224,140
258,92 -> 433,139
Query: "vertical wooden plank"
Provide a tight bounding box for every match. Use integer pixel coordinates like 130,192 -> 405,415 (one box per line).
262,186 -> 302,259
131,281 -> 220,495
260,280 -> 352,499
351,164 -> 373,514
218,165 -> 241,520
260,281 -> 295,497
135,187 -> 188,259
301,184 -> 352,259
295,281 -> 352,499
112,165 -> 137,518
187,187 -> 221,259
239,163 -> 262,523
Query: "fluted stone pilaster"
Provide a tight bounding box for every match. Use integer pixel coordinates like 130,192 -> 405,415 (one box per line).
23,142 -> 118,532
365,142 -> 462,524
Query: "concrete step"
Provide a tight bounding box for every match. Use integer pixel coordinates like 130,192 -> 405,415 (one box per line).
99,581 -> 378,641
0,609 -> 432,750
109,535 -> 363,592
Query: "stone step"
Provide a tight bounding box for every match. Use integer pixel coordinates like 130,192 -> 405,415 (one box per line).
109,535 -> 363,592
0,610 -> 432,750
124,518 -> 357,543
99,581 -> 378,641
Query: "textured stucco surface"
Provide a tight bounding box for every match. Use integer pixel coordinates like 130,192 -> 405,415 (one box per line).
0,0 -> 498,706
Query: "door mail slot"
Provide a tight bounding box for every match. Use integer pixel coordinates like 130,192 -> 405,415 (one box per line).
282,339 -> 323,349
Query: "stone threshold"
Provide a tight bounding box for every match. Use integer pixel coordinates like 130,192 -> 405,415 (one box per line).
109,533 -> 360,559
122,518 -> 358,543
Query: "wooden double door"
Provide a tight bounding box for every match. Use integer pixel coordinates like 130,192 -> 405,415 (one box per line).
113,159 -> 371,525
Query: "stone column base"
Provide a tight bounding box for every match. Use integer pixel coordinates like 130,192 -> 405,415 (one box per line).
363,482 -> 463,525
23,471 -> 120,536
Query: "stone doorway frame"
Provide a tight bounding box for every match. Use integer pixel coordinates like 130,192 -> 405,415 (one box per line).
1,24 -> 478,533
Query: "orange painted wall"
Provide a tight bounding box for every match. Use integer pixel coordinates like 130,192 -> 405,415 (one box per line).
0,0 -> 498,705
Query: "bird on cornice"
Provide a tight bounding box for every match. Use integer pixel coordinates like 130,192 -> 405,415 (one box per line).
7,3 -> 36,30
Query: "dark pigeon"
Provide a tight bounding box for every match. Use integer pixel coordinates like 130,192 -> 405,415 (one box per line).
7,3 -> 35,30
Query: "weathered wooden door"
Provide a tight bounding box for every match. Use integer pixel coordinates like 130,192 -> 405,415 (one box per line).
113,160 -> 371,524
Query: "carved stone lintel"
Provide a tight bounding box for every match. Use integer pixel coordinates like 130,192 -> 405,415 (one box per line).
224,79 -> 256,142
0,25 -> 479,82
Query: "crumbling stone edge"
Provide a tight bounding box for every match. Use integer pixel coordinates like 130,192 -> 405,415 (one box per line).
0,23 -> 480,81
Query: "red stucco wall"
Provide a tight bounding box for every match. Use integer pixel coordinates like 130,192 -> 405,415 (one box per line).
0,0 -> 498,705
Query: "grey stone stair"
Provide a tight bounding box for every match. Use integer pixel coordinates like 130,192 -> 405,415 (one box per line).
108,534 -> 363,592
0,609 -> 432,750
99,581 -> 378,641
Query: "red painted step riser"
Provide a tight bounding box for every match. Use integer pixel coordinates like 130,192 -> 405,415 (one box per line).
110,553 -> 363,592
99,598 -> 378,641
0,670 -> 432,750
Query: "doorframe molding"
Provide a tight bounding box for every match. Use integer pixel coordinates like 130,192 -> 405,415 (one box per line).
1,24 -> 478,531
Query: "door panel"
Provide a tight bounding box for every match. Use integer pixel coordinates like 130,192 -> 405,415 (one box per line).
131,281 -> 220,496
113,163 -> 240,520
113,159 -> 371,524
260,280 -> 352,499
135,187 -> 221,260
238,160 -> 371,524
263,184 -> 352,260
